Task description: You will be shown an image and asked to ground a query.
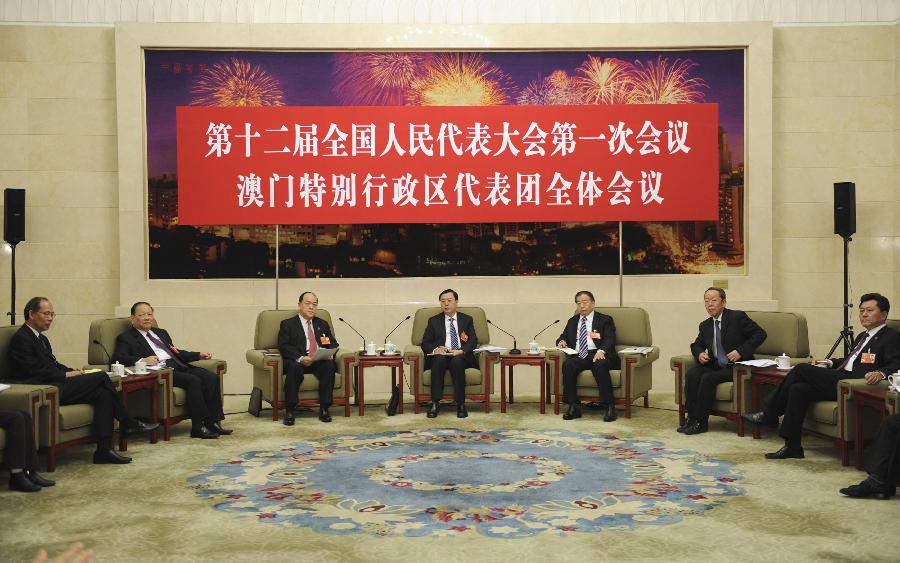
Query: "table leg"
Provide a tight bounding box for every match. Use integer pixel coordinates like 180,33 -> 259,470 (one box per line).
554,362 -> 560,415
358,364 -> 366,417
539,362 -> 546,414
343,367 -> 351,417
854,399 -> 864,470
119,387 -> 129,452
509,366 -> 514,404
150,383 -> 158,444
500,364 -> 507,413
398,364 -> 405,415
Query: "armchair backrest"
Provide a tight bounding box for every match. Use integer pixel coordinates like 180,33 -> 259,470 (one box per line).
88,317 -> 134,365
595,307 -> 652,347
886,319 -> 900,333
745,310 -> 810,358
410,307 -> 490,347
253,309 -> 335,350
0,325 -> 19,380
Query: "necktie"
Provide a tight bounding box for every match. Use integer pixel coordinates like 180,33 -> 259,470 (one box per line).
715,320 -> 728,367
836,332 -> 868,371
306,319 -> 318,355
40,334 -> 56,361
146,331 -> 189,368
449,318 -> 460,349
578,317 -> 589,359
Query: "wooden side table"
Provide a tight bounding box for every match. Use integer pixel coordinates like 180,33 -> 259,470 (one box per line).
749,368 -> 789,439
499,353 -> 547,414
853,385 -> 888,470
117,373 -> 159,451
353,354 -> 405,416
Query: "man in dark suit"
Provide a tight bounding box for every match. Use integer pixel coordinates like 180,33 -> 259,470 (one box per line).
421,289 -> 478,419
277,291 -> 337,424
840,413 -> 900,499
2,409 -> 55,492
7,297 -> 158,464
556,290 -> 620,422
679,287 -> 767,435
745,293 -> 900,459
112,302 -> 229,439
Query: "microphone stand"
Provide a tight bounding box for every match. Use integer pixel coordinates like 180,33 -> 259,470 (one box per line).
533,319 -> 561,343
487,319 -> 520,354
92,339 -> 113,371
338,317 -> 366,349
384,315 -> 411,344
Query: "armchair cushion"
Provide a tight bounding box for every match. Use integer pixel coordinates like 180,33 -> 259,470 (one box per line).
58,404 -> 95,431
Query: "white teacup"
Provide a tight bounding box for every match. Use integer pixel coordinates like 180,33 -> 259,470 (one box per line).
776,354 -> 790,369
384,341 -> 397,355
134,359 -> 147,374
111,362 -> 125,377
888,373 -> 900,391
528,340 -> 540,354
366,341 -> 376,355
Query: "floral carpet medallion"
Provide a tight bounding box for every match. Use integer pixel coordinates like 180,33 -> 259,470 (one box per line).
190,429 -> 743,537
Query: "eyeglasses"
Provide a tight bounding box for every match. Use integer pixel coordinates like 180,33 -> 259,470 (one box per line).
38,311 -> 55,318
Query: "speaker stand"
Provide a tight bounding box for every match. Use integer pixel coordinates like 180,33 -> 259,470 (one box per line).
825,234 -> 853,359
6,242 -> 17,325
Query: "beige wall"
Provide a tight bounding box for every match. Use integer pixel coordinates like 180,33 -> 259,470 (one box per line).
0,21 -> 896,401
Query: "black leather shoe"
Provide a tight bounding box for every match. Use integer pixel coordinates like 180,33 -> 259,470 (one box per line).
283,408 -> 295,426
426,402 -> 440,418
683,420 -> 709,435
210,422 -> 233,435
25,470 -> 55,487
839,478 -> 896,499
677,418 -> 695,433
190,425 -> 219,439
603,403 -> 617,422
318,407 -> 332,423
9,472 -> 41,492
126,420 -> 161,435
562,405 -> 582,420
742,411 -> 779,428
765,445 -> 804,459
457,403 -> 468,419
93,449 -> 132,464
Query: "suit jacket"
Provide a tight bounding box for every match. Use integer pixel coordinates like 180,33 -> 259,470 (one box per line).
690,308 -> 766,366
112,327 -> 201,368
7,325 -> 73,385
829,326 -> 900,379
557,312 -> 621,370
277,315 -> 339,373
421,312 -> 478,367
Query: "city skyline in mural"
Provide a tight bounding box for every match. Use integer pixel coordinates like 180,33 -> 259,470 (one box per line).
145,48 -> 744,279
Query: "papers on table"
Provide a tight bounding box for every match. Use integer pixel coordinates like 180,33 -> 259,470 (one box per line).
620,346 -> 654,355
735,359 -> 777,367
0,383 -> 10,393
473,345 -> 508,353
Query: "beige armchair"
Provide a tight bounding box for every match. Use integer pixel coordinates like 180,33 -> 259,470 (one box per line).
547,307 -> 659,418
245,309 -> 354,420
0,382 -> 44,468
87,317 -> 227,440
671,310 -> 810,436
404,306 -> 495,413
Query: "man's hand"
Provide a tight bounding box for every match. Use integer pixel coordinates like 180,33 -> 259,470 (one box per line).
451,349 -> 463,356
199,352 -> 212,360
65,369 -> 84,378
143,355 -> 160,366
593,350 -> 606,362
557,340 -> 567,348
698,351 -> 711,364
298,356 -> 313,366
434,346 -> 448,355
726,350 -> 741,362
865,371 -> 885,385
813,359 -> 832,367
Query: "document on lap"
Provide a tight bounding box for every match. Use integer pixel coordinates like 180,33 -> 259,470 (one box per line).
310,347 -> 338,362
734,359 -> 777,367
0,383 -> 10,392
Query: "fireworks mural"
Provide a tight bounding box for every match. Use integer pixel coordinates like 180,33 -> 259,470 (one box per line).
145,49 -> 744,279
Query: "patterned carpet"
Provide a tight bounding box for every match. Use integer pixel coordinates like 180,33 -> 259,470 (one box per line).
190,428 -> 743,537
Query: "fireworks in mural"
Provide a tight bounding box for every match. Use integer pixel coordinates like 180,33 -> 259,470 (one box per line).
190,58 -> 285,107
146,48 -> 744,279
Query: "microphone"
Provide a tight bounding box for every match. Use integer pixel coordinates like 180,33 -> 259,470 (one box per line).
384,315 -> 411,343
92,339 -> 112,370
533,319 -> 561,342
487,319 -> 520,355
338,317 -> 366,348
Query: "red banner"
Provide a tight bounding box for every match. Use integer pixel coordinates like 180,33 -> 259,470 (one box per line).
176,104 -> 718,225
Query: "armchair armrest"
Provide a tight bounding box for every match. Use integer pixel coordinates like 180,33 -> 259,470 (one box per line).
670,354 -> 697,372
839,378 -> 887,401
247,349 -> 282,371
621,347 -> 660,368
191,358 -> 227,376
0,383 -> 45,413
887,389 -> 899,414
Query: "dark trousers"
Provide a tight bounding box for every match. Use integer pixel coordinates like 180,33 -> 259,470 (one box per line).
0,409 -> 39,471
684,364 -> 733,422
428,354 -> 473,403
763,363 -> 849,446
283,360 -> 335,409
56,371 -> 130,441
864,413 -> 900,481
562,355 -> 614,405
172,366 -> 224,426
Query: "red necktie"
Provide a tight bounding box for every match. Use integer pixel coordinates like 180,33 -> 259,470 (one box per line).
306,319 -> 318,355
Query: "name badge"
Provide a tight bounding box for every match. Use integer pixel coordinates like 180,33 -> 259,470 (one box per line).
589,331 -> 601,339
860,352 -> 876,364
320,335 -> 331,345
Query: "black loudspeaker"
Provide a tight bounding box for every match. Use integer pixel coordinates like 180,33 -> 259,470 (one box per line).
3,188 -> 25,245
833,182 -> 855,238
